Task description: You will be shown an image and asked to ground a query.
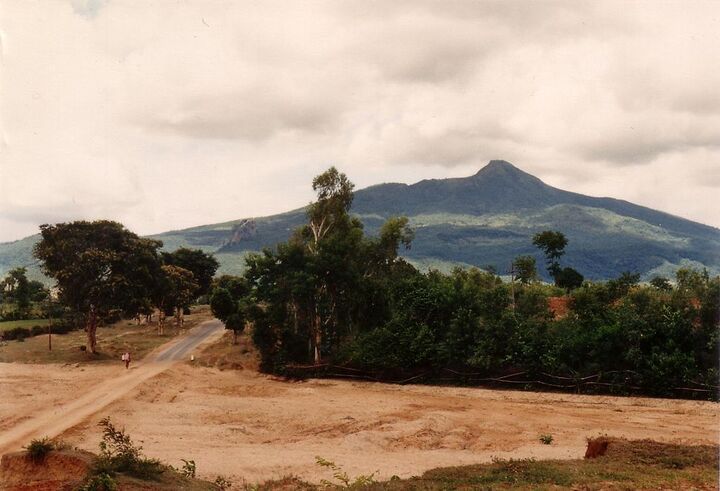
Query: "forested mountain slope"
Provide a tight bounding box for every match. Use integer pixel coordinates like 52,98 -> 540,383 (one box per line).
2,160 -> 718,281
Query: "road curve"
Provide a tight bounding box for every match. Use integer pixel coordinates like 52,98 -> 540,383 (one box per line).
0,318 -> 225,455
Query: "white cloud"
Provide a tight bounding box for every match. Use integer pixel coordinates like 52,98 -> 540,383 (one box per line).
0,0 -> 718,242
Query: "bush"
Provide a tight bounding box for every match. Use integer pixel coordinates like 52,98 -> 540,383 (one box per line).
180,459 -> 196,478
539,434 -> 554,445
1,327 -> 31,341
78,473 -> 117,491
24,437 -> 54,463
95,417 -> 165,480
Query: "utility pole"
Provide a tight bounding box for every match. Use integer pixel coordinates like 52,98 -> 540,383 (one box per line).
47,299 -> 53,351
509,261 -> 516,312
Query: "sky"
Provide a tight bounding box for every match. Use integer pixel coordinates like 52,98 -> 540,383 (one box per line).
1,0 -> 719,242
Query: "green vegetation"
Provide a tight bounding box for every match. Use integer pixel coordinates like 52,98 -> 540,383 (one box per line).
94,417 -> 164,480
31,221 -> 218,353
539,434 -> 554,445
247,439 -> 717,490
0,305 -> 212,363
24,437 -> 55,463
316,456 -> 377,488
209,168 -> 719,399
0,318 -> 50,330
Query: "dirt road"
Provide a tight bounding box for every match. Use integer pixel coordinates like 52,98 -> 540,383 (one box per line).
0,319 -> 224,454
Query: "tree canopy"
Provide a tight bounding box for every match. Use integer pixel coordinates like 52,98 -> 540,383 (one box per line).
33,220 -> 163,353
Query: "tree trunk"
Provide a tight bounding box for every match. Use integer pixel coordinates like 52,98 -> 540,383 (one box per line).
233,329 -> 238,345
158,310 -> 165,335
175,306 -> 182,327
313,307 -> 322,365
86,307 -> 98,354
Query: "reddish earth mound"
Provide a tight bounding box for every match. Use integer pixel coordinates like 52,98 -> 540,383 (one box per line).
0,449 -> 94,491
547,296 -> 570,319
584,437 -> 610,458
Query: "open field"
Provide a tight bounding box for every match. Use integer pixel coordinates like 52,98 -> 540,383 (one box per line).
0,305 -> 212,363
1,331 -> 715,487
0,318 -> 50,331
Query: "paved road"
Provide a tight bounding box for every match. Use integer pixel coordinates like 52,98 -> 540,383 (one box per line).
0,319 -> 224,454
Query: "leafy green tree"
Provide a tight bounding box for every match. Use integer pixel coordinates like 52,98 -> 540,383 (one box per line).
1,267 -> 31,317
512,255 -> 538,284
649,276 -> 672,291
161,248 -> 219,297
555,267 -> 584,291
28,280 -> 50,303
33,221 -> 163,353
154,265 -> 198,333
606,271 -> 640,299
532,230 -> 568,279
210,281 -> 250,344
305,166 -> 355,253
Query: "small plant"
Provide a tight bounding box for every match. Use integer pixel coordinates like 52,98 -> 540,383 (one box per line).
539,434 -> 554,445
316,456 -> 376,488
215,475 -> 234,490
24,437 -> 54,463
180,458 -> 196,478
78,472 -> 117,491
95,417 -> 164,480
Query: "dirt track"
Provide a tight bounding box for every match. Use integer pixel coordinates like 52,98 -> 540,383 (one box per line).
1,325 -> 717,485
0,319 -> 224,454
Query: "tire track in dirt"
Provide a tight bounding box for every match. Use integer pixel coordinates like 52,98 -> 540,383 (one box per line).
0,319 -> 224,454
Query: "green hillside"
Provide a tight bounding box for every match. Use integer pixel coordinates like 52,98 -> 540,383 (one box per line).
2,160 -> 719,282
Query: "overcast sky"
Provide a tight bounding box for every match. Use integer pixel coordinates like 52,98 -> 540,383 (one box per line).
1,0 -> 718,242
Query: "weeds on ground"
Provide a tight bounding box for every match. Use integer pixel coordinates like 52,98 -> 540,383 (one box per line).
539,433 -> 554,445
214,475 -> 233,490
316,456 -> 377,488
77,472 -> 117,491
180,459 -> 197,478
93,417 -> 164,480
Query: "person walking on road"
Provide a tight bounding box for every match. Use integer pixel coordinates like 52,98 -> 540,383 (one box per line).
122,351 -> 131,369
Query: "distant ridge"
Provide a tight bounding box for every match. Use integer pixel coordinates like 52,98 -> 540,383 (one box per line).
2,161 -> 719,282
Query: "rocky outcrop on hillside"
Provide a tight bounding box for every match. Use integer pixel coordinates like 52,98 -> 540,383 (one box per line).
226,219 -> 257,245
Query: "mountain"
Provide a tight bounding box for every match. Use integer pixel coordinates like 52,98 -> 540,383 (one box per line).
2,160 -> 719,282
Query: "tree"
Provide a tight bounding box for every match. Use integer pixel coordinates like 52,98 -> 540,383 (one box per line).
512,255 -> 537,284
210,285 -> 248,344
33,221 -> 163,353
607,271 -> 641,299
1,267 -> 31,317
154,265 -> 198,334
161,248 -> 219,297
532,231 -> 568,279
555,267 -> 584,291
306,166 -> 354,254
649,276 -> 672,291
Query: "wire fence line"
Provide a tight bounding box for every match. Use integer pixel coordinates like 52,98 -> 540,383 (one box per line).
283,364 -> 718,399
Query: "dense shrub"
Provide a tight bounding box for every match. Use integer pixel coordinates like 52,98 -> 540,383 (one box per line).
24,437 -> 54,463
94,417 -> 164,480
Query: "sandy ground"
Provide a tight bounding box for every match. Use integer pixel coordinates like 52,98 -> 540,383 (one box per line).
0,320 -> 224,454
3,362 -> 709,485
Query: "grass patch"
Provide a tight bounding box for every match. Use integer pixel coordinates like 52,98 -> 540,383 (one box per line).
0,305 -> 212,364
247,438 -> 718,490
191,330 -> 259,371
0,318 -> 51,331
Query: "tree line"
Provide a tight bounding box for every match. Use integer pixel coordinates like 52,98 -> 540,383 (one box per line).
31,221 -> 219,353
210,168 -> 718,398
